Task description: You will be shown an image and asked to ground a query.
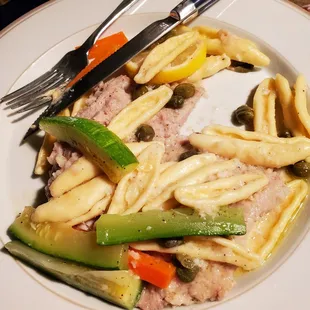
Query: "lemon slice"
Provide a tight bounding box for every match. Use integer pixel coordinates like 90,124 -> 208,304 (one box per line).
150,38 -> 207,84
134,31 -> 200,84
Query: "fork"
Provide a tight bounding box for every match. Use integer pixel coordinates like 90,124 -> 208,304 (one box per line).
0,0 -> 141,114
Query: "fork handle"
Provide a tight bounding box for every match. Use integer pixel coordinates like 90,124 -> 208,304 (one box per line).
79,0 -> 140,52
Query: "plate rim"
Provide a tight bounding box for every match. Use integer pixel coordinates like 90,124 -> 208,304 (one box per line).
1,1 -> 310,310
1,0 -> 309,40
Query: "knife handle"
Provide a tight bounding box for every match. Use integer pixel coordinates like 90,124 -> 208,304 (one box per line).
171,0 -> 220,21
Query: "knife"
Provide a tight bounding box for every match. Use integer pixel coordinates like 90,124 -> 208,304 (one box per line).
23,0 -> 220,142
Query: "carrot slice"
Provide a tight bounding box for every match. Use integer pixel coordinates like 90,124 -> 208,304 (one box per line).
88,31 -> 128,60
128,249 -> 176,289
68,32 -> 128,88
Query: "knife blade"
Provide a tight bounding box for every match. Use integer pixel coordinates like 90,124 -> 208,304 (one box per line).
23,0 -> 220,142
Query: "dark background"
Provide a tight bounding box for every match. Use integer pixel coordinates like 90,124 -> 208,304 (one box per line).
0,0 -> 48,30
0,0 -> 309,31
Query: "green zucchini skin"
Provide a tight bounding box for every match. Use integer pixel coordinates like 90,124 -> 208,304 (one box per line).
9,207 -> 128,269
5,241 -> 143,310
39,116 -> 139,183
96,207 -> 246,245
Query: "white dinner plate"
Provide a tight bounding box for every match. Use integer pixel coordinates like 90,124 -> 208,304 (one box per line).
0,0 -> 309,309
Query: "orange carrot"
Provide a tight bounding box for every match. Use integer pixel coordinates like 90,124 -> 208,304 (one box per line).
68,32 -> 128,88
128,250 -> 176,289
88,31 -> 127,60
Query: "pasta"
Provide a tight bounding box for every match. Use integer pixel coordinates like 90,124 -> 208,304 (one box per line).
134,31 -> 200,84
49,142 -> 164,197
126,141 -> 165,157
193,25 -> 220,39
202,124 -> 310,145
204,38 -> 224,55
130,237 -> 263,271
218,30 -> 270,67
253,78 -> 277,136
108,86 -> 173,139
71,94 -> 88,116
190,132 -> 310,168
143,159 -> 239,211
32,175 -> 115,223
108,143 -> 164,215
186,54 -> 231,83
198,29 -> 269,66
131,179 -> 308,271
26,22 -> 310,306
275,74 -> 307,137
33,108 -> 70,175
159,161 -> 176,173
153,153 -> 217,195
247,180 -> 308,259
66,196 -> 111,227
49,156 -> 102,198
34,134 -> 56,176
294,75 -> 310,136
174,174 -> 269,214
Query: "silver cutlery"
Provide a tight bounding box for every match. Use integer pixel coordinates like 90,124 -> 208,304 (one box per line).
0,0 -> 141,114
23,0 -> 220,141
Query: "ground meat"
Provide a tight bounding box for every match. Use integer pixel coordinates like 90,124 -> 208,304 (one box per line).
163,137 -> 191,162
73,218 -> 97,231
213,160 -> 291,230
128,86 -> 204,161
47,142 -> 81,170
235,169 -> 289,226
197,156 -> 290,228
148,87 -> 204,161
231,167 -> 289,246
45,142 -> 81,197
77,75 -> 132,125
137,262 -> 236,310
137,285 -> 167,310
148,87 -> 203,141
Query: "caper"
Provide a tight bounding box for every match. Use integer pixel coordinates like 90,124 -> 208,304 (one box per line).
176,253 -> 196,270
165,95 -> 185,109
233,105 -> 254,126
227,60 -> 254,73
135,124 -> 155,142
132,85 -> 149,100
174,83 -> 196,99
179,149 -> 199,161
279,130 -> 292,138
176,266 -> 200,283
158,238 -> 184,248
291,161 -> 310,178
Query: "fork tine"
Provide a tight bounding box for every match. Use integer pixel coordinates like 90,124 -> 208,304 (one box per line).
11,97 -> 52,115
7,75 -> 67,110
5,71 -> 60,106
1,69 -> 59,104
